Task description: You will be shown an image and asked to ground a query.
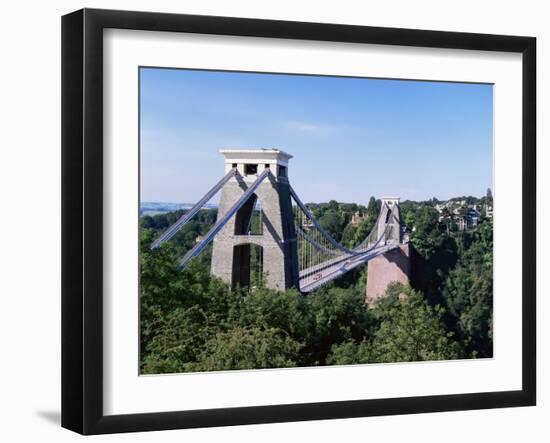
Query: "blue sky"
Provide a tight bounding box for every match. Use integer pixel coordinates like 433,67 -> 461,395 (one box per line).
140,68 -> 493,205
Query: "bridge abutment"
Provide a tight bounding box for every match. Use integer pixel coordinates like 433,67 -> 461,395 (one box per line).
365,243 -> 411,306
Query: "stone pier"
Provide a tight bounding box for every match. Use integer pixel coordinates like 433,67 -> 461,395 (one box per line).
365,243 -> 411,306
365,197 -> 410,306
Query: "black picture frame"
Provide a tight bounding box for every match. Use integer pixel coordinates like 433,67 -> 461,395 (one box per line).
62,8 -> 536,435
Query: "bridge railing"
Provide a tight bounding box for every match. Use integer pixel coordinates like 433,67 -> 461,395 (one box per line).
293,197 -> 402,291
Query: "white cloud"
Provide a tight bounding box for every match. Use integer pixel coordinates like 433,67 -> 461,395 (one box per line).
286,120 -> 325,134
285,120 -> 366,138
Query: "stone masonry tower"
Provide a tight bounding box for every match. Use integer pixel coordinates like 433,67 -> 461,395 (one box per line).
366,197 -> 411,306
211,149 -> 299,291
377,197 -> 402,243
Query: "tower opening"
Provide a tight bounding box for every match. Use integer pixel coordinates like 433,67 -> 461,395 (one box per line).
249,200 -> 263,235
234,193 -> 258,235
244,163 -> 258,175
231,243 -> 264,290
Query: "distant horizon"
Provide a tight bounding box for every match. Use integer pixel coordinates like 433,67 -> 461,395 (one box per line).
140,190 -> 492,207
140,68 -> 493,205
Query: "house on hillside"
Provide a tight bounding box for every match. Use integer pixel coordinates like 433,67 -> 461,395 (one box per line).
436,199 -> 487,231
456,207 -> 481,231
350,210 -> 368,227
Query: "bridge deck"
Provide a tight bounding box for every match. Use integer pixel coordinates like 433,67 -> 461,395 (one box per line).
299,243 -> 399,293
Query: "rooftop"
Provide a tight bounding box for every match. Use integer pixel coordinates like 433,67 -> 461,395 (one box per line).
220,148 -> 293,162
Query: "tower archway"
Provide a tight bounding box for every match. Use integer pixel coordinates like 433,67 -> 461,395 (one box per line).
231,243 -> 264,290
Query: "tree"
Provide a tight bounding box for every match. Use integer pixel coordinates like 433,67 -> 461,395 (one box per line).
318,209 -> 344,240
227,287 -> 314,345
340,223 -> 357,247
326,339 -> 370,365
139,228 -> 234,371
366,196 -> 379,214
189,327 -> 302,371
327,199 -> 339,211
139,229 -> 185,356
141,305 -> 213,374
350,196 -> 380,246
439,206 -> 452,234
306,286 -> 372,365
327,284 -> 462,365
353,218 -> 372,246
442,221 -> 493,357
368,284 -> 462,362
409,204 -> 447,260
413,205 -> 439,240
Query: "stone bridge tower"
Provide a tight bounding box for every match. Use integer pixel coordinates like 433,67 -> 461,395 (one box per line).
366,197 -> 411,306
377,197 -> 402,244
211,149 -> 299,291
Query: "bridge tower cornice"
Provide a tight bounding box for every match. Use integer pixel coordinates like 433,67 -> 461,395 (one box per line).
220,148 -> 292,183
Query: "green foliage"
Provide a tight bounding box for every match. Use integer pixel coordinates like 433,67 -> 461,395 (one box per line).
399,198 -> 493,359
139,193 -> 492,373
485,188 -> 493,207
306,200 -> 368,243
353,219 -> 373,246
318,209 -> 344,240
305,286 -> 372,365
353,197 -> 381,246
227,287 -> 314,344
368,284 -> 462,362
366,196 -> 381,222
341,224 -> 357,247
327,339 -> 370,365
328,284 -> 461,365
142,305 -> 213,374
189,327 -> 302,371
410,205 -> 442,257
141,208 -> 217,261
442,221 -> 493,357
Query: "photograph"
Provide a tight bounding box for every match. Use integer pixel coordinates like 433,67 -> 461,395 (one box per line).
138,67 -> 494,375
0,0 -> 542,439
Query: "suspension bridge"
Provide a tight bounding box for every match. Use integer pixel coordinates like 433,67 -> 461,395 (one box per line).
151,149 -> 405,294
